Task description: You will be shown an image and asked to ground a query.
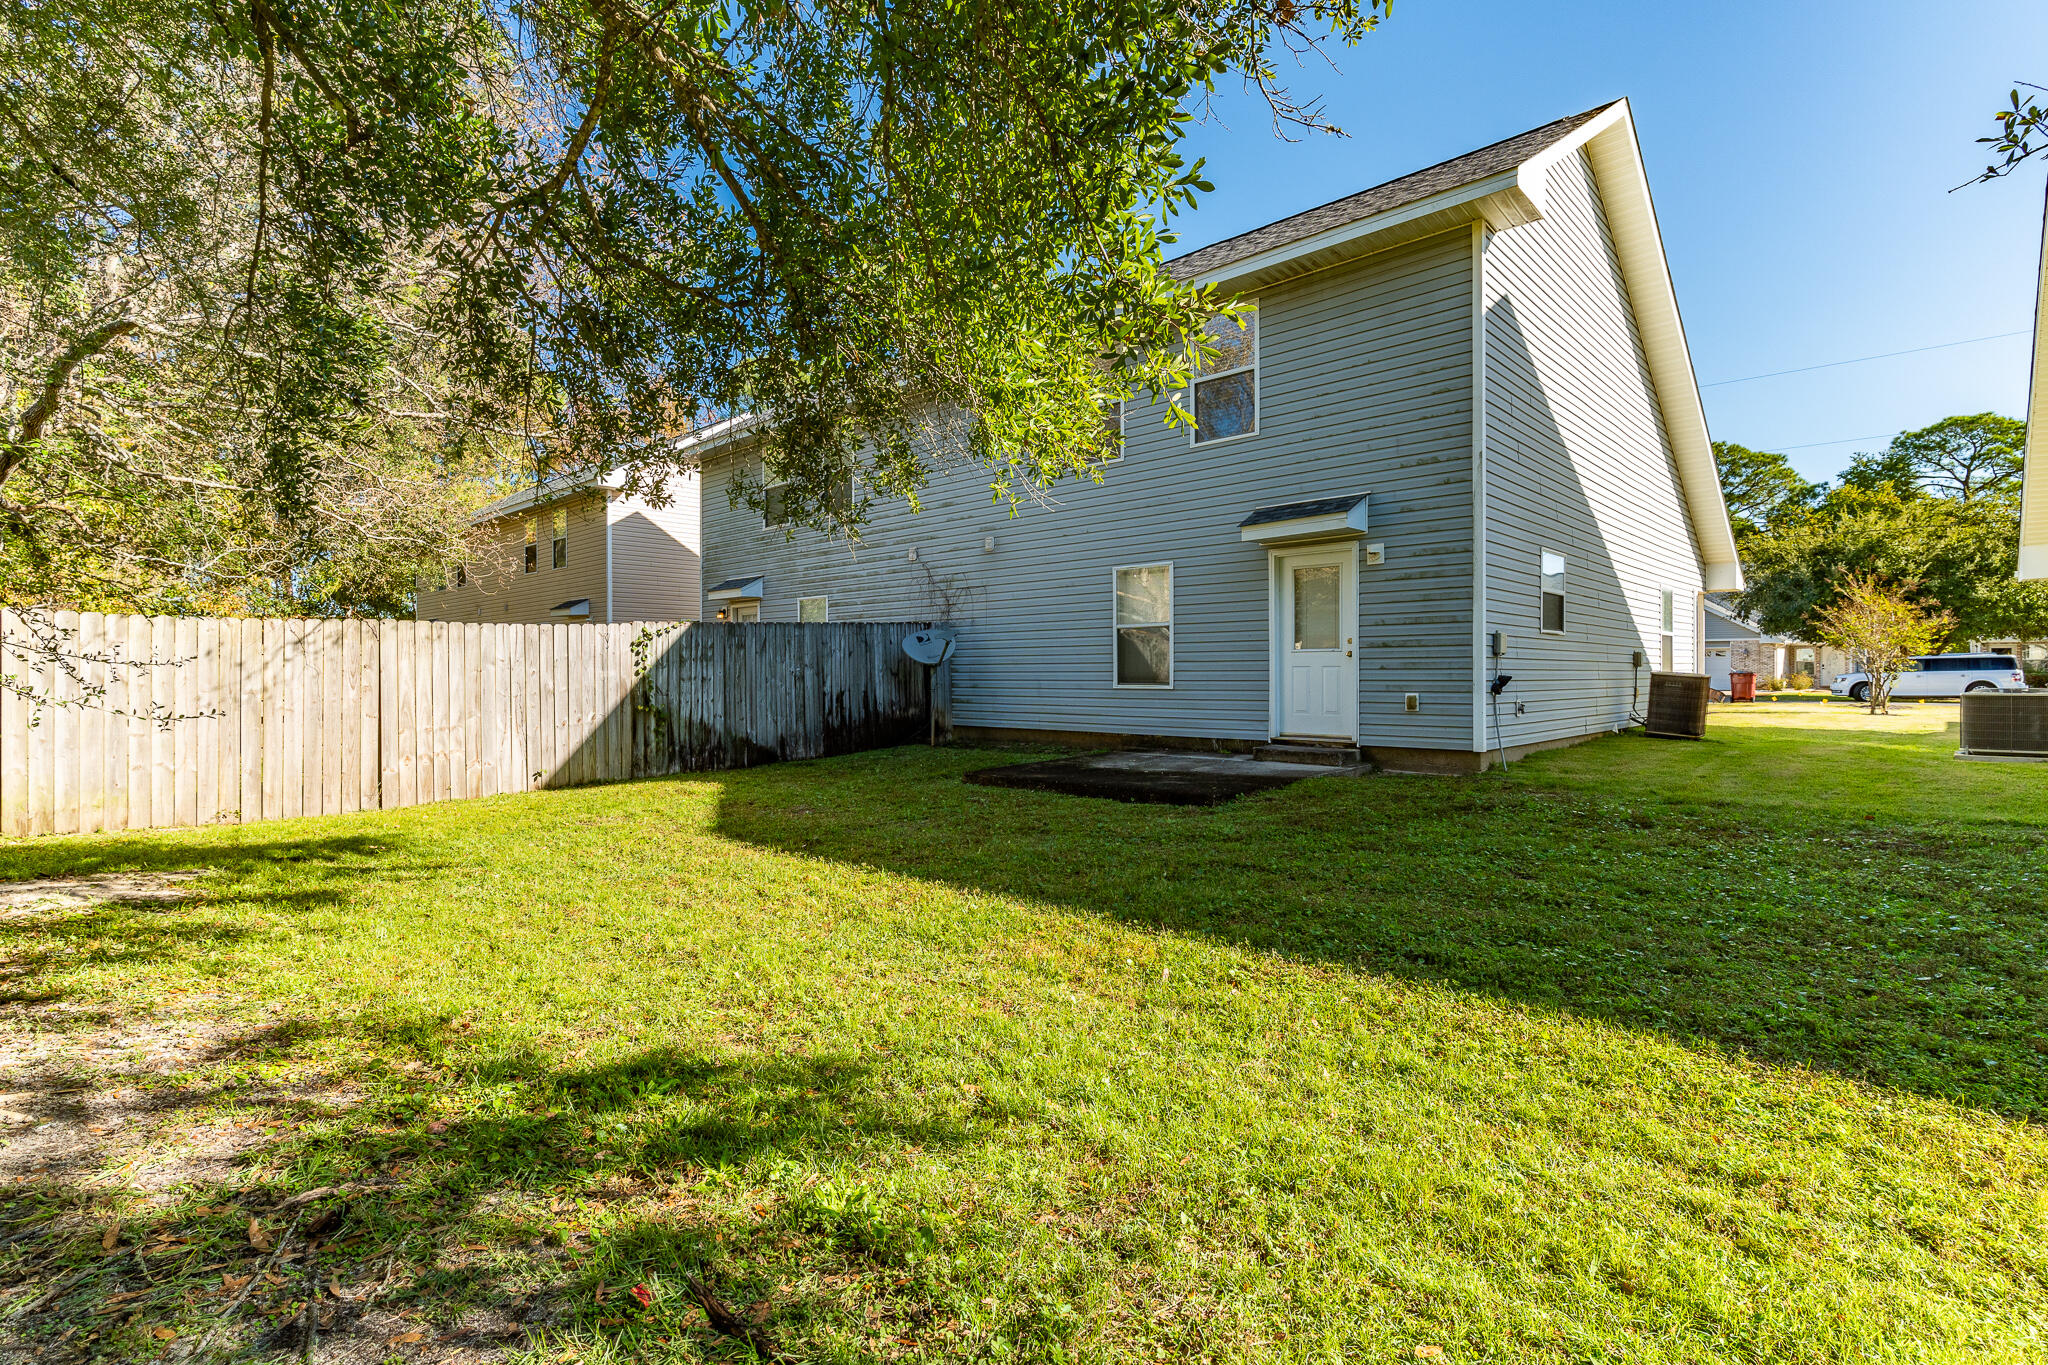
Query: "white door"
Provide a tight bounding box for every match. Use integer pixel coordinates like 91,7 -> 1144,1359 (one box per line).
1275,547 -> 1357,739
728,602 -> 760,623
1705,648 -> 1731,690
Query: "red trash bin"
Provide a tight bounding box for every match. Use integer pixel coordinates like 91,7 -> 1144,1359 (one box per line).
1729,671 -> 1757,702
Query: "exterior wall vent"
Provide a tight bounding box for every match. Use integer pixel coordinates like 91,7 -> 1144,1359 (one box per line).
1959,691 -> 2048,759
1644,672 -> 1709,739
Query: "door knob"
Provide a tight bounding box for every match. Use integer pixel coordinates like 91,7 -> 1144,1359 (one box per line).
1346,650 -> 1353,658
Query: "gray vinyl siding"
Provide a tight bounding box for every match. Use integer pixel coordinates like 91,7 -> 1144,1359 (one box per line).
1480,148 -> 1705,748
419,490 -> 610,624
699,230 -> 1477,746
608,478 -> 703,623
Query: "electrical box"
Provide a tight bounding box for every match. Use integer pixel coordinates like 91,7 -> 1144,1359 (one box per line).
1365,542 -> 1385,566
1404,693 -> 1419,713
983,535 -> 995,553
1632,649 -> 1646,668
1489,631 -> 1506,658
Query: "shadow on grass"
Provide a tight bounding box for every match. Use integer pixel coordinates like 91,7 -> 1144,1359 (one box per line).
708,745 -> 2048,1121
0,1010 -> 968,1362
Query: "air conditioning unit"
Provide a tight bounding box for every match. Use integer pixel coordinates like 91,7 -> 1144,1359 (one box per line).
1959,691 -> 2048,759
1644,672 -> 1710,740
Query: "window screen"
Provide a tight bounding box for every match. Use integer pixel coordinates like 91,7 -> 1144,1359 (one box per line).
1540,551 -> 1566,632
1192,310 -> 1257,444
1114,565 -> 1172,686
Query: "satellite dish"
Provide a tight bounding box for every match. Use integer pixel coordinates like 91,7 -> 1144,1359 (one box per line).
902,629 -> 956,667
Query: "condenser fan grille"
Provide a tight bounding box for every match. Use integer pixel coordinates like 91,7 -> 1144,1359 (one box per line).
1645,672 -> 1710,739
1959,692 -> 2048,756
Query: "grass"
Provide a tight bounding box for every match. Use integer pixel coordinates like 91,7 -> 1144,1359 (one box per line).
2,706 -> 2046,1363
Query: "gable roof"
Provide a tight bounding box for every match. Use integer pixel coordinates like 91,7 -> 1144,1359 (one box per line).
1168,104 -> 1612,282
1168,99 -> 1742,592
2019,181 -> 2048,579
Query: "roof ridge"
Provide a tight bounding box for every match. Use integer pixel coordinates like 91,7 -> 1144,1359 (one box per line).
1166,100 -> 1621,281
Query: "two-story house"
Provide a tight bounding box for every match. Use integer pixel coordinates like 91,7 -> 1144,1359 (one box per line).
417,471 -> 703,625
683,98 -> 1741,771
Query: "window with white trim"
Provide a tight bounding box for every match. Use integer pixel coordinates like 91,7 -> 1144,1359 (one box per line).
1098,399 -> 1125,462
524,519 -> 538,573
799,596 -> 829,622
1192,308 -> 1257,444
1659,589 -> 1676,671
1540,550 -> 1566,633
764,473 -> 853,528
1113,564 -> 1172,687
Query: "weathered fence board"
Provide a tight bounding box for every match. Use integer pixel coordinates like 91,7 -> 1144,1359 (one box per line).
0,613 -> 940,837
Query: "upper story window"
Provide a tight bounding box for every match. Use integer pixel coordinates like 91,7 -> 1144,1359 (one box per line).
1113,563 -> 1173,687
1192,307 -> 1257,445
524,518 -> 538,573
1659,589 -> 1676,670
1540,550 -> 1567,633
551,507 -> 568,568
764,472 -> 853,529
454,564 -> 467,589
799,596 -> 829,622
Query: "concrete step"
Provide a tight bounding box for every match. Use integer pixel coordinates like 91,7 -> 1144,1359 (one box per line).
1252,742 -> 1368,768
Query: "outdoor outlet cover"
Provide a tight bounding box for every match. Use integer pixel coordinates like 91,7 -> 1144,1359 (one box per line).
1366,542 -> 1385,566
907,547 -> 918,561
1404,693 -> 1419,712
983,535 -> 995,553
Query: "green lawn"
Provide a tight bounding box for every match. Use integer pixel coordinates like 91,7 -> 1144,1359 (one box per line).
3,708 -> 2046,1363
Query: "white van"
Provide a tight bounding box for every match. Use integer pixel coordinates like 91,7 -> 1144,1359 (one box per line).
1829,654 -> 2028,702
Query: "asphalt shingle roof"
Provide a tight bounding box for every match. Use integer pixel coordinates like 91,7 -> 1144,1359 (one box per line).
1166,102 -> 1618,281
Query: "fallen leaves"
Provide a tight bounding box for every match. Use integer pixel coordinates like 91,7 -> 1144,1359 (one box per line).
100,1223 -> 120,1253
1415,1348 -> 1444,1360
220,1273 -> 251,1292
247,1218 -> 271,1252
151,1326 -> 177,1341
388,1329 -> 426,1345
629,1283 -> 653,1309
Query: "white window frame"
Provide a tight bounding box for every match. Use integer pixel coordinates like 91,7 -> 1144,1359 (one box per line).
1190,305 -> 1259,447
798,596 -> 829,622
1111,562 -> 1174,689
762,479 -> 791,529
1097,398 -> 1126,464
524,518 -> 538,574
1539,548 -> 1567,634
1658,588 -> 1676,671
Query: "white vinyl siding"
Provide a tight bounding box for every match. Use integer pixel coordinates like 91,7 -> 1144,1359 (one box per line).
1481,148 -> 1705,748
695,230 -> 1476,748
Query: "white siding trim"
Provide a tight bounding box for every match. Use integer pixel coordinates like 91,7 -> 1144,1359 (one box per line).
1470,223 -> 1490,753
2020,179 -> 2048,579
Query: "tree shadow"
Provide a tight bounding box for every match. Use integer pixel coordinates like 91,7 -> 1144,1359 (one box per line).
706,746 -> 2048,1121
0,1011 -> 971,1362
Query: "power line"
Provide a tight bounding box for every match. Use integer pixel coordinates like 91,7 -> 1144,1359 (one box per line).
1758,431 -> 1900,452
1701,330 -> 2028,387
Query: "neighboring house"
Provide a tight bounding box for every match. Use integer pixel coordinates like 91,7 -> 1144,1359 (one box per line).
2019,182 -> 2047,580
417,470 -> 702,624
688,99 -> 1742,771
1702,596 -> 1845,689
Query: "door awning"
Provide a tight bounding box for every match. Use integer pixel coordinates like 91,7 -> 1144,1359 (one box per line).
706,575 -> 765,602
1239,493 -> 1368,544
549,598 -> 592,618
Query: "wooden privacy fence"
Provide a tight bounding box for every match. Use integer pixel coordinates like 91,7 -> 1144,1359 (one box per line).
0,612 -> 942,838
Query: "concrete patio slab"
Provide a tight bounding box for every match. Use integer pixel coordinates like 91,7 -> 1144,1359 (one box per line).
962,750 -> 1369,805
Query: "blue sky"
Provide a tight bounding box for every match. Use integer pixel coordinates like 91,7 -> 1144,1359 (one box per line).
1172,0 -> 2048,484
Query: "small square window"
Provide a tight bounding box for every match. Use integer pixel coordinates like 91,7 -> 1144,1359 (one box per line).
799,596 -> 829,622
1114,564 -> 1172,687
1540,550 -> 1566,633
